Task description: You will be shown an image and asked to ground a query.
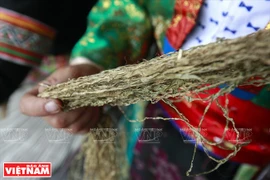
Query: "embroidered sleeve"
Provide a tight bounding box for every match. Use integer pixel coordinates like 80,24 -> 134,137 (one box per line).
71,0 -> 153,70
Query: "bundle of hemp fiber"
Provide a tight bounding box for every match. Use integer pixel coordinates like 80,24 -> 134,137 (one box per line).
38,29 -> 270,111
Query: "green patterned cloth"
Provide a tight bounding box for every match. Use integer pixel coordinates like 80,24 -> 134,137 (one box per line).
71,0 -> 175,69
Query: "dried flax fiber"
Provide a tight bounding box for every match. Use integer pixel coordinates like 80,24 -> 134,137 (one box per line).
39,29 -> 270,179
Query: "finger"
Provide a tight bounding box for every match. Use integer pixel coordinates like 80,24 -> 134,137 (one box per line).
38,69 -> 72,93
45,64 -> 100,85
43,107 -> 86,128
20,86 -> 62,116
38,64 -> 100,93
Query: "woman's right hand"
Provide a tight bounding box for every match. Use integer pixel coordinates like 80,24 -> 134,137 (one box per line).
20,64 -> 101,134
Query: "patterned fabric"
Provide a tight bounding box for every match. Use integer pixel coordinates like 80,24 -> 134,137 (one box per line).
180,0 -> 270,50
166,0 -> 203,50
0,7 -> 55,66
71,0 -> 151,69
71,0 -> 175,69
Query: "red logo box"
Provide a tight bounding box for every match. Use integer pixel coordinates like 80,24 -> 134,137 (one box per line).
3,162 -> 52,178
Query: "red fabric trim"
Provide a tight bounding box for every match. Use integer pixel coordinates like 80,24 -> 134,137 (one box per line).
166,0 -> 203,49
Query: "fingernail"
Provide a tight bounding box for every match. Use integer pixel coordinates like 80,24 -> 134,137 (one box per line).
45,101 -> 60,113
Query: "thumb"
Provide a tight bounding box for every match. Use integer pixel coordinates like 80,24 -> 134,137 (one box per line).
21,64 -> 99,116
20,86 -> 62,116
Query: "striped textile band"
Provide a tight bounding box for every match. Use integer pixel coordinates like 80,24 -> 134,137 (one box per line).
0,7 -> 56,66
0,7 -> 55,39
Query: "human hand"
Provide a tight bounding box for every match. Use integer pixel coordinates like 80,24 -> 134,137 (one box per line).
20,64 -> 101,134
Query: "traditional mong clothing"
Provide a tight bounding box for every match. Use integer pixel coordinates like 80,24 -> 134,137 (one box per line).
71,0 -> 270,179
